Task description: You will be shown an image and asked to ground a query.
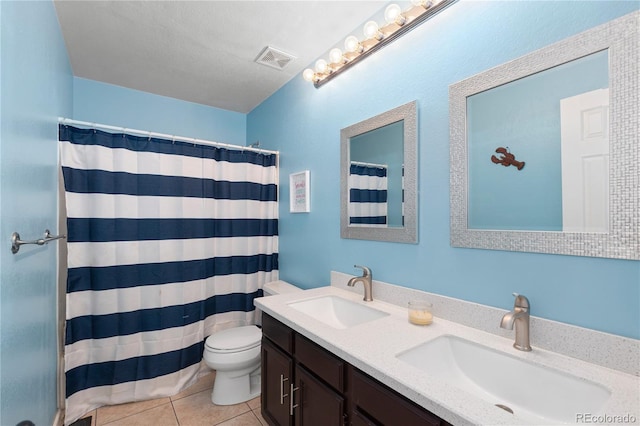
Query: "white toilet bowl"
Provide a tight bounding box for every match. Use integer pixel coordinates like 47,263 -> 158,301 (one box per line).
203,280 -> 301,405
204,325 -> 262,405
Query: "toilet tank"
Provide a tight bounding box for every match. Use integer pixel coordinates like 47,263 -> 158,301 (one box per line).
263,280 -> 301,297
256,280 -> 301,325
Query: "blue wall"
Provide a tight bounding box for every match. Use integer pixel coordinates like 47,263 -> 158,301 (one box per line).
248,2 -> 640,339
0,1 -> 73,425
73,78 -> 247,145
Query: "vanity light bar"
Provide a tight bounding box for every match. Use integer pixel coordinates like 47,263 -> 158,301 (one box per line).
303,0 -> 458,88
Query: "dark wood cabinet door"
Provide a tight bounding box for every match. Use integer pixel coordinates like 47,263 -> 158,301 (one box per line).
350,368 -> 441,426
350,409 -> 378,426
262,338 -> 294,426
294,364 -> 344,426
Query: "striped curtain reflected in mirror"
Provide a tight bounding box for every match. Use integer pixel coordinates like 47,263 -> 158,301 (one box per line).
59,125 -> 278,424
348,162 -> 388,227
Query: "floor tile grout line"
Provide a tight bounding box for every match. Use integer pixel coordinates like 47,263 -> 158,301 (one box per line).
169,399 -> 180,426
98,400 -> 173,426
209,405 -> 256,426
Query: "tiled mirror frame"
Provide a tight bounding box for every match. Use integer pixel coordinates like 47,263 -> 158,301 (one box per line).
449,11 -> 639,260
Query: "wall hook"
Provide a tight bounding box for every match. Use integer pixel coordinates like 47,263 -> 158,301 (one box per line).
491,147 -> 525,170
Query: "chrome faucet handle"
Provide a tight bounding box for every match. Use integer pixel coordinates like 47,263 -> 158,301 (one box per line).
354,265 -> 371,277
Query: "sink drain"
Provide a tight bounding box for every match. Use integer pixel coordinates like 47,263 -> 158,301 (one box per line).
495,404 -> 514,414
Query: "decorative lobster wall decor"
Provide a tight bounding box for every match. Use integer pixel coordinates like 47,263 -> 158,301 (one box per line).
491,147 -> 525,170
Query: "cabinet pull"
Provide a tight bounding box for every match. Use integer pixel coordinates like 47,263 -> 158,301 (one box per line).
289,383 -> 299,416
280,374 -> 289,405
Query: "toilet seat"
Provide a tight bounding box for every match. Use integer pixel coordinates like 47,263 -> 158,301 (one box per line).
205,325 -> 261,353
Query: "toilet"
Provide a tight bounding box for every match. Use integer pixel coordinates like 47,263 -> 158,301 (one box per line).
203,280 -> 301,405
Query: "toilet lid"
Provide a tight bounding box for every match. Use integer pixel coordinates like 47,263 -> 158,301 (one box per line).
205,326 -> 261,352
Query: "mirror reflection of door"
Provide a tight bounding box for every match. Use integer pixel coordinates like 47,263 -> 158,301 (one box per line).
560,89 -> 609,233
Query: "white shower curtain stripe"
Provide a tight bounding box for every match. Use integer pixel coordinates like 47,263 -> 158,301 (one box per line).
65,363 -> 203,412
58,140 -> 276,182
59,125 -> 279,424
64,310 -> 254,369
65,193 -> 277,219
66,271 -> 271,318
67,236 -> 279,267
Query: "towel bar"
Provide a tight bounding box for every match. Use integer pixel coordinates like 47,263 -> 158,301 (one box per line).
11,229 -> 66,254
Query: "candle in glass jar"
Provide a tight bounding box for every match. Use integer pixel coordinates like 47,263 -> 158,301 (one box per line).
408,301 -> 433,325
409,310 -> 433,325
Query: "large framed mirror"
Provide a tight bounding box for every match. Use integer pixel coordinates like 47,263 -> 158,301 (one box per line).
341,101 -> 418,243
450,11 -> 638,259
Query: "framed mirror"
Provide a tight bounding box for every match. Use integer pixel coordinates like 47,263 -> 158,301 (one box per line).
341,101 -> 418,243
450,12 -> 638,259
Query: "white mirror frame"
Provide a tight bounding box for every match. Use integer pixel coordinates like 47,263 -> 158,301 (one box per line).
341,101 -> 418,243
450,12 -> 638,260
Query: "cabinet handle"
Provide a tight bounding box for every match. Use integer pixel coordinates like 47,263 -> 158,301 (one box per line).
279,374 -> 289,405
289,383 -> 299,416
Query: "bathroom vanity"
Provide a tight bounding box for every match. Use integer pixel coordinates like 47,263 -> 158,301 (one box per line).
261,313 -> 450,425
255,281 -> 639,426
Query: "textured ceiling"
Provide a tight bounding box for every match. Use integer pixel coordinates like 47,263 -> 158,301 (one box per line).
54,1 -> 388,113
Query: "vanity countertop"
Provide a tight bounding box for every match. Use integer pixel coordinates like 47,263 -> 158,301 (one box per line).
255,286 -> 639,426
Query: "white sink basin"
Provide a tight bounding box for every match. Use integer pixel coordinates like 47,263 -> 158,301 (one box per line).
396,335 -> 611,424
287,295 -> 389,329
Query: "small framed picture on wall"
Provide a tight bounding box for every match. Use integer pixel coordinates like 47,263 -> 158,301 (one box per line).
290,171 -> 310,213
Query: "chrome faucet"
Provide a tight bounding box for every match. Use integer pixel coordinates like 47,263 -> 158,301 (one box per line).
500,293 -> 532,351
347,265 -> 373,302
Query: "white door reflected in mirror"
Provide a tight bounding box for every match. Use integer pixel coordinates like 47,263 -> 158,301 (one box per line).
560,89 -> 609,233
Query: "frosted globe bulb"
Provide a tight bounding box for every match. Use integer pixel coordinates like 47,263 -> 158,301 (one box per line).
344,35 -> 361,53
329,48 -> 344,64
363,20 -> 381,40
384,4 -> 405,25
315,59 -> 328,74
411,0 -> 434,8
302,68 -> 315,82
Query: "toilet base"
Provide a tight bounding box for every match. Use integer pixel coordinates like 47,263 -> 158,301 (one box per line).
211,366 -> 261,405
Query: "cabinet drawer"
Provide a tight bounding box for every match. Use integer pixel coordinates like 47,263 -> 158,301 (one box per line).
294,333 -> 345,393
350,368 -> 441,426
262,314 -> 294,354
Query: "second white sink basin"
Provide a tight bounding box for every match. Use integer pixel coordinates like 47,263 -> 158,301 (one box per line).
396,335 -> 611,424
288,295 -> 389,329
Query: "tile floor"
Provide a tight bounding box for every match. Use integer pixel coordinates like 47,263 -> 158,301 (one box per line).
76,372 -> 268,426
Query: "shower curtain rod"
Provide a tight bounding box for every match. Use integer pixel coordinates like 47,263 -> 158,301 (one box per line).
58,117 -> 279,155
351,160 -> 388,168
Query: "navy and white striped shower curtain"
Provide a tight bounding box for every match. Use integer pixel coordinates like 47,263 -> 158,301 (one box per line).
59,125 -> 278,423
348,162 -> 388,226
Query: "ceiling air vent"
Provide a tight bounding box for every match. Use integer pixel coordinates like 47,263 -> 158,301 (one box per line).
255,46 -> 295,71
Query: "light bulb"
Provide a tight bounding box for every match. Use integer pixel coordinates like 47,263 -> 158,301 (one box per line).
302,68 -> 315,82
411,0 -> 434,8
329,48 -> 344,64
344,35 -> 361,53
363,20 -> 382,40
315,59 -> 328,74
384,4 -> 405,25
